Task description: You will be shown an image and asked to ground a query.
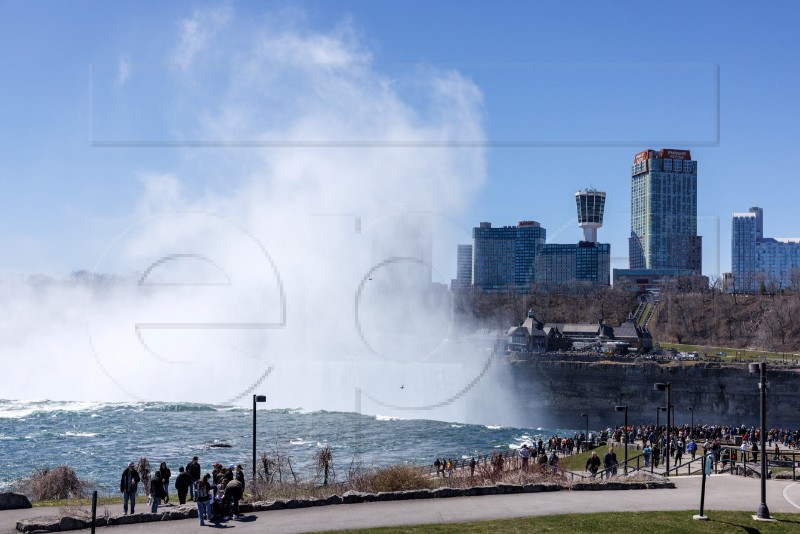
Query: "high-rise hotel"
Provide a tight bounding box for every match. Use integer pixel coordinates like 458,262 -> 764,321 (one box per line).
614,148 -> 703,290
730,207 -> 800,293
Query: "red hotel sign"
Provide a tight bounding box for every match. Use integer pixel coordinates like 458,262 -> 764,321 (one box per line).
633,150 -> 650,164
659,149 -> 691,160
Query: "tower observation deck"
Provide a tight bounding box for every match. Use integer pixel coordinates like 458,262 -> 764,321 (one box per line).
575,189 -> 606,243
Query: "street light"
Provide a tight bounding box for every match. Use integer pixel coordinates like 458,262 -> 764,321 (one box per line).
748,362 -> 772,521
655,383 -> 672,476
688,406 -> 694,440
253,394 -> 267,483
581,413 -> 589,450
615,405 -> 628,475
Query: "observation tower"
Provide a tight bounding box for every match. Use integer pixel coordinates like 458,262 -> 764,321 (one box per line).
575,189 -> 606,243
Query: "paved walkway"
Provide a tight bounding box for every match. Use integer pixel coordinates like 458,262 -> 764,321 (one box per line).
3,475 -> 800,534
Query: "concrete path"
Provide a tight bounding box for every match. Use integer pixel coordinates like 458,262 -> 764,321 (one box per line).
3,475 -> 800,534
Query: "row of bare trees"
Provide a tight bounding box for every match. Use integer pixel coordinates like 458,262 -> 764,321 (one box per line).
651,288 -> 800,352
453,284 -> 638,330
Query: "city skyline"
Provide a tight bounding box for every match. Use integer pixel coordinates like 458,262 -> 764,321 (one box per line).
2,1 -> 800,282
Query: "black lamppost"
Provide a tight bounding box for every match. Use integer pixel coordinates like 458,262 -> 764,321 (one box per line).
748,362 -> 772,521
688,406 -> 694,440
656,405 -> 666,430
252,394 -> 267,482
581,413 -> 589,450
615,405 -> 628,475
655,383 -> 672,475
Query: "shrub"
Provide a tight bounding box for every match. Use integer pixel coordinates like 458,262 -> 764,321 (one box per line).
367,465 -> 433,493
17,465 -> 91,501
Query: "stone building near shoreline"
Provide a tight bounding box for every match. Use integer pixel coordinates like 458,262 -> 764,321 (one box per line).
507,309 -> 652,354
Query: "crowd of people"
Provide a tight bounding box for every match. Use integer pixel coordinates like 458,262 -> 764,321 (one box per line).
430,423 -> 799,480
433,433 -> 586,478
119,456 -> 247,525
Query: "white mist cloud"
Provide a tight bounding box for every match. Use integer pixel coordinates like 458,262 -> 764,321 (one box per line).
0,6 -> 517,425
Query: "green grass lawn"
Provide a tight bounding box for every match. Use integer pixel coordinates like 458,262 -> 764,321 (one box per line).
562,444 -> 641,473
313,510 -> 800,533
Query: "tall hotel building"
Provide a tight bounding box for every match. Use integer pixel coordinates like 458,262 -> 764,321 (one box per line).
615,149 -> 702,290
629,149 -> 701,272
731,207 -> 800,293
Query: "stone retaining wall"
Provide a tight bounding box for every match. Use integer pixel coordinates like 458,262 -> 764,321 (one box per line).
17,479 -> 675,532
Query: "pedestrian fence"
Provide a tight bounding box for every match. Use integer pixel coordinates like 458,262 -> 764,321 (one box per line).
648,445 -> 799,480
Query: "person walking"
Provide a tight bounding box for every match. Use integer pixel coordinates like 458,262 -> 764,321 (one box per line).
159,462 -> 172,504
195,474 -> 213,526
687,438 -> 697,460
174,466 -> 191,505
603,447 -> 618,477
120,462 -> 140,515
585,451 -> 601,477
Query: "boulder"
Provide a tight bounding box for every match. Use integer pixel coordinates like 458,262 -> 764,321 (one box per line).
16,517 -> 59,533
58,516 -> 88,531
431,487 -> 458,498
323,495 -> 343,506
341,490 -> 366,504
0,492 -> 32,510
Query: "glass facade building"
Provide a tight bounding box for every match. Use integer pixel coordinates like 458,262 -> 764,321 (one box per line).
450,244 -> 473,290
731,207 -> 800,293
471,221 -> 546,291
629,149 -> 702,274
535,241 -> 610,286
463,210 -> 611,291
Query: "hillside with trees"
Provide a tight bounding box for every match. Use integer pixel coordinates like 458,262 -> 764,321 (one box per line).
651,288 -> 800,352
453,285 -> 638,331
455,283 -> 800,353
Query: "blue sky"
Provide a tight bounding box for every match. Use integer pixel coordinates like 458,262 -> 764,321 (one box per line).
1,0 -> 799,279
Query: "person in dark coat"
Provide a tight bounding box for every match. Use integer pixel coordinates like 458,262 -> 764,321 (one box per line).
174,466 -> 192,505
159,462 -> 172,503
187,456 -> 201,501
235,464 -> 245,485
120,462 -> 141,515
150,470 -> 166,513
585,451 -> 601,477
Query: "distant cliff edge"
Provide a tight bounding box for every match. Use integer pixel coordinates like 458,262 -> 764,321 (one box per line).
507,354 -> 800,428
